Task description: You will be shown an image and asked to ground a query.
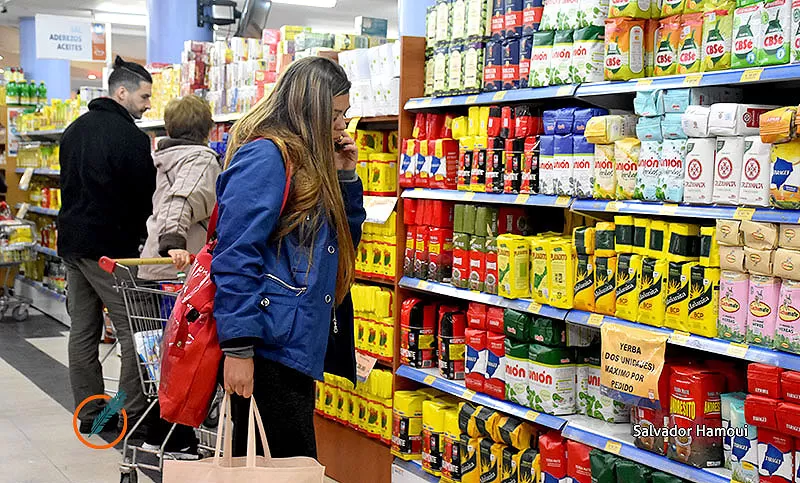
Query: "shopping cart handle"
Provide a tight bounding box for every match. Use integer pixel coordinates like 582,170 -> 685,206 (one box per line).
99,256 -> 194,274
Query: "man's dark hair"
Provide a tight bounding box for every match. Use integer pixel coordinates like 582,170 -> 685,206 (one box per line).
108,56 -> 152,94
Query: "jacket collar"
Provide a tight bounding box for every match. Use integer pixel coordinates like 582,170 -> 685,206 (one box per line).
157,137 -> 208,151
88,97 -> 135,124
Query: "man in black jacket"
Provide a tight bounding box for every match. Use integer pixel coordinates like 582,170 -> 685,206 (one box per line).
58,57 -> 156,433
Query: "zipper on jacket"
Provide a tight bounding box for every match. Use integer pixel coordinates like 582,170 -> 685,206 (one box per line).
332,309 -> 339,334
265,274 -> 307,296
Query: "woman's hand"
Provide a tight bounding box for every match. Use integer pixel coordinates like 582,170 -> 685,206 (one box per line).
224,356 -> 254,398
168,249 -> 192,271
334,132 -> 357,171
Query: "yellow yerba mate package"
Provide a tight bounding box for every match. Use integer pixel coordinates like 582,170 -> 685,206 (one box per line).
664,261 -> 697,332
648,220 -> 670,258
573,226 -> 596,255
638,257 -> 668,327
461,435 -> 481,483
530,237 -> 552,305
633,217 -> 650,256
574,254 -> 597,312
667,223 -> 701,263
616,253 -> 643,321
595,256 -> 618,316
687,265 -> 720,338
498,235 -> 532,299
700,226 -> 720,267
595,222 -> 617,257
615,216 -> 635,254
548,240 -> 577,309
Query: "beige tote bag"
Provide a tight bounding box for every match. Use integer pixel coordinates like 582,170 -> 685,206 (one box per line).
163,393 -> 326,482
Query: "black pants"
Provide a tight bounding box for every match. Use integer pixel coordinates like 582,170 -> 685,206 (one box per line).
229,356 -> 317,459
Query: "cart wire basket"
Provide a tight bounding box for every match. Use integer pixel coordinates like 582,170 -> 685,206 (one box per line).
99,256 -> 221,483
0,219 -> 38,321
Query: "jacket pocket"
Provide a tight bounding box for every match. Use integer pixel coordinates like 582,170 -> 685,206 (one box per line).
259,274 -> 304,346
264,273 -> 307,296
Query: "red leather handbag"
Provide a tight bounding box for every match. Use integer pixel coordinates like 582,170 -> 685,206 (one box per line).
159,145 -> 292,427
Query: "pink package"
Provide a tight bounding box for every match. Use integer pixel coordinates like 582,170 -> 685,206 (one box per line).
719,270 -> 750,343
261,29 -> 280,45
747,275 -> 780,348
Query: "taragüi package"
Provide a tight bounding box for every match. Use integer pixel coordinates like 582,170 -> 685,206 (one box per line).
638,257 -> 668,327
604,18 -> 646,80
616,253 -> 643,321
770,139 -> 800,209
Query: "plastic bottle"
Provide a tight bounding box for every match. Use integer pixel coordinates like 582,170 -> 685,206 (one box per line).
37,81 -> 47,104
6,80 -> 16,106
27,81 -> 37,105
19,79 -> 29,106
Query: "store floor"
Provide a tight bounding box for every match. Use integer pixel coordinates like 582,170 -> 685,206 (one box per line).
0,311 -> 339,483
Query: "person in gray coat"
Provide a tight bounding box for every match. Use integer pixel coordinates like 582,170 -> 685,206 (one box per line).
139,95 -> 221,281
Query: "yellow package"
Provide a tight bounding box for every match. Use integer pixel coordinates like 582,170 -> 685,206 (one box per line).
610,0 -> 651,19
422,400 -> 450,476
498,418 -> 538,450
654,16 -> 681,76
442,409 -> 462,482
662,0 -> 685,17
453,116 -> 470,140
468,107 -> 481,137
392,391 -> 428,460
531,237 -> 552,304
605,19 -> 647,80
501,446 -> 520,483
479,107 -> 491,136
322,374 -> 337,417
315,381 -> 324,411
369,153 -> 398,196
357,130 -> 385,152
575,254 -> 597,312
378,319 -> 394,359
388,131 -> 399,154
664,261 -> 697,332
381,397 -> 392,443
760,107 -> 797,144
480,439 -> 501,483
701,7 -> 734,71
585,116 -> 625,144
638,257 -> 668,327
677,13 -> 704,74
574,226 -> 597,255
771,140 -> 800,209
667,223 -> 700,262
648,220 -> 670,258
458,402 -> 483,438
615,216 -> 635,254
514,448 -> 541,483
594,144 -> 618,199
498,234 -> 531,299
461,436 -> 482,483
633,218 -> 650,256
595,256 -> 618,316
616,253 -> 643,321
700,226 -> 720,267
595,222 -> 617,257
367,397 -> 383,437
687,265 -> 720,338
615,138 -> 641,200
548,240 -> 576,309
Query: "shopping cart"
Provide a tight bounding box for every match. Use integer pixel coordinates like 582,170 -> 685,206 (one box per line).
0,219 -> 37,321
99,257 -> 220,483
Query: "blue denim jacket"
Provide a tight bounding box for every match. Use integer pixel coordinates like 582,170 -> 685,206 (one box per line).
212,139 -> 364,380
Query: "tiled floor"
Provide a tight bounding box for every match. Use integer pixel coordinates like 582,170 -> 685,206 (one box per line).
0,311 -> 339,483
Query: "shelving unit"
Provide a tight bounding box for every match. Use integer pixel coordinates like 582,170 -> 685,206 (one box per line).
17,204 -> 59,217
15,168 -> 59,176
14,275 -> 69,327
571,199 -> 800,223
402,188 -> 571,208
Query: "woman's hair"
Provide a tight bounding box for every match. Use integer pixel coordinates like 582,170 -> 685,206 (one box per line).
224,57 -> 355,305
164,95 -> 214,144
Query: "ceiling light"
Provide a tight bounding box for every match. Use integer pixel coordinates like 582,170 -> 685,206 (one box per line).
93,11 -> 148,26
0,55 -> 4,61
88,74 -> 98,80
272,0 -> 337,7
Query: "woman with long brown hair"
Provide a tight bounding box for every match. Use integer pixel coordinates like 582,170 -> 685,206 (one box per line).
212,57 -> 365,457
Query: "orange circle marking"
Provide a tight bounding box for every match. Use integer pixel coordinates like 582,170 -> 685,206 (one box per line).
72,394 -> 128,450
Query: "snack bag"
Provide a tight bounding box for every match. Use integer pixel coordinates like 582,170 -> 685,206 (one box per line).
605,18 -> 646,80
655,16 -> 682,76
702,7 -> 735,71
678,13 -> 704,74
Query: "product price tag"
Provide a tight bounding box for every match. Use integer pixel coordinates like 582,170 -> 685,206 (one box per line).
493,91 -> 507,101
462,389 -> 477,401
605,201 -> 621,213
524,410 -> 539,422
418,280 -> 430,291
587,314 -> 604,326
420,99 -> 433,107
683,74 -> 703,87
740,68 -> 763,83
556,85 -> 573,96
604,441 -> 623,455
660,203 -> 678,216
423,374 -> 436,385
356,352 -> 378,383
555,195 -> 571,207
527,301 -> 542,314
670,330 -> 691,345
515,194 -> 530,204
734,207 -> 756,221
637,78 -> 654,87
466,95 -> 479,104
463,192 -> 476,201
727,342 -> 749,358
441,98 -> 454,106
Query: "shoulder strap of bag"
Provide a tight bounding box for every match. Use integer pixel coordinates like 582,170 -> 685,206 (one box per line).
205,138 -> 293,244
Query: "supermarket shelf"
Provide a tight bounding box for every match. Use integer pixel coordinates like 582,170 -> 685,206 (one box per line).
349,115 -> 399,125
399,277 -> 569,320
15,275 -> 70,327
575,65 -> 800,97
15,128 -> 64,141
562,415 -> 731,483
16,204 -> 59,216
33,245 -> 58,258
393,458 -> 440,483
397,365 -> 567,430
567,310 -> 800,371
357,349 -> 394,368
571,198 -> 800,223
402,188 -> 571,208
404,85 -> 579,110
356,273 -> 396,288
15,168 -> 60,176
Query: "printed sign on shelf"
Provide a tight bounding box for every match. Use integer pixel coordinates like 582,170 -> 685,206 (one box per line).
356,351 -> 378,383
600,323 -> 669,406
35,15 -> 108,62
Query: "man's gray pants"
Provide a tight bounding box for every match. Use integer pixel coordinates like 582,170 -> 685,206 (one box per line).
64,257 -> 147,422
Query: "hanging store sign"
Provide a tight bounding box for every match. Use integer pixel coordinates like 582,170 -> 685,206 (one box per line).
35,15 -> 108,62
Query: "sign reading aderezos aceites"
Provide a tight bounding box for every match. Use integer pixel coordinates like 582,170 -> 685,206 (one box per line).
34,15 -> 107,62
